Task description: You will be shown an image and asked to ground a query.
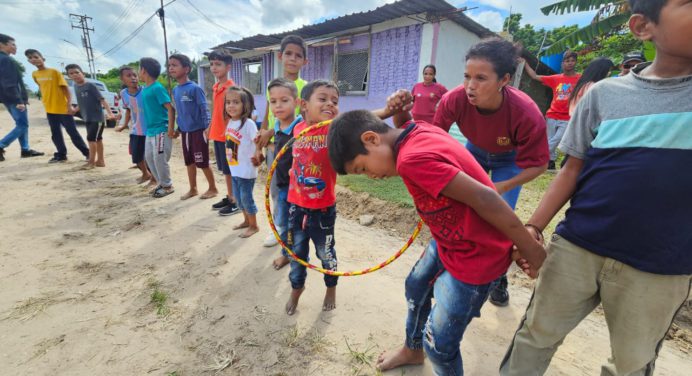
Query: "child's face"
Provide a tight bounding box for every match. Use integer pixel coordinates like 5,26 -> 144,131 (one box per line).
26,53 -> 44,68
344,132 -> 397,179
120,70 -> 139,88
225,91 -> 244,119
67,68 -> 85,83
279,43 -> 307,75
301,86 -> 339,125
167,58 -> 187,80
642,0 -> 692,62
269,86 -> 298,123
209,60 -> 229,79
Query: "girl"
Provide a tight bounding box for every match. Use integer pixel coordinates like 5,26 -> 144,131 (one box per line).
568,57 -> 614,116
410,64 -> 448,124
224,86 -> 259,238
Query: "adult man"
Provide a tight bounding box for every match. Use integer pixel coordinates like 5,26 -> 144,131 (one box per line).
619,50 -> 646,76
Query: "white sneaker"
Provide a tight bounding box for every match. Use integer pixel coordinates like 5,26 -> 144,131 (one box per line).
263,234 -> 279,247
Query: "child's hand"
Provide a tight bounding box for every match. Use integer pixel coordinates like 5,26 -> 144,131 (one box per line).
168,129 -> 178,138
106,113 -> 116,121
386,89 -> 414,112
114,124 -> 127,133
511,241 -> 546,279
251,151 -> 265,167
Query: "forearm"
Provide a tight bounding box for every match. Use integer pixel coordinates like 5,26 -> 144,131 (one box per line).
61,86 -> 72,109
523,63 -> 541,82
260,103 -> 270,130
498,164 -> 547,191
527,157 -> 584,230
101,99 -> 114,117
392,110 -> 412,128
123,110 -> 131,127
167,107 -> 176,131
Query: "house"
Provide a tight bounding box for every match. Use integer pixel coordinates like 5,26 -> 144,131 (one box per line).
199,0 -> 554,140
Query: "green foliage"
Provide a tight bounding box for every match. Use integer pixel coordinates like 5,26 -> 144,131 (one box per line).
541,0 -> 616,15
504,13 -> 579,55
573,32 -> 643,71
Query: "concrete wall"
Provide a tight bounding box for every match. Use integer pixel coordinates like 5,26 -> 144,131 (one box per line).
430,20 -> 482,88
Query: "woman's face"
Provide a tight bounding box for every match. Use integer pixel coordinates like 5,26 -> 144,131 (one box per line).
463,58 -> 507,110
423,67 -> 435,84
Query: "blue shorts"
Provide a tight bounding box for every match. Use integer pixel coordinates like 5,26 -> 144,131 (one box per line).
213,140 -> 231,175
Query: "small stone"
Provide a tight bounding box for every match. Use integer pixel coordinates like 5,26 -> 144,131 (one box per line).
359,215 -> 375,226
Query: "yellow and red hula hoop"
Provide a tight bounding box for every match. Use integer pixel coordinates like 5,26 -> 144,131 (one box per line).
264,119 -> 424,277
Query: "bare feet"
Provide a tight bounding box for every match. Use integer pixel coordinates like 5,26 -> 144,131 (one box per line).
80,163 -> 95,170
146,179 -> 157,188
285,287 -> 305,315
180,189 -> 198,200
200,189 -> 218,199
323,287 -> 336,311
95,162 -> 105,167
375,346 -> 425,371
136,175 -> 152,184
273,255 -> 290,270
233,222 -> 249,230
239,226 -> 259,238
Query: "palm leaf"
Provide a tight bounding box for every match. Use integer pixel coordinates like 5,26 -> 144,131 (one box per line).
543,12 -> 631,55
541,0 -> 621,16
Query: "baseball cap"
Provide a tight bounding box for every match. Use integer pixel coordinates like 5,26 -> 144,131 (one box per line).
622,51 -> 646,64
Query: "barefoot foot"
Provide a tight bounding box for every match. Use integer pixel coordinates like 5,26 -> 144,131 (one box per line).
233,222 -> 250,230
239,226 -> 259,238
375,346 -> 425,371
95,162 -> 105,167
285,287 -> 305,315
136,175 -> 152,184
200,189 -> 218,199
273,255 -> 290,270
323,287 -> 336,312
180,190 -> 198,200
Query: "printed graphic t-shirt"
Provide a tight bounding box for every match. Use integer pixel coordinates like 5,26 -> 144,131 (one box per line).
121,87 -> 147,136
74,82 -> 104,122
32,68 -> 69,115
225,118 -> 258,179
540,74 -> 581,121
287,120 -> 336,209
396,122 -> 513,285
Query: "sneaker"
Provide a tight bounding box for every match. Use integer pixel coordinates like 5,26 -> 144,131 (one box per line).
489,276 -> 509,307
218,201 -> 240,216
0,147 -> 5,162
48,156 -> 68,163
263,234 -> 279,247
547,160 -> 556,171
21,149 -> 45,158
212,197 -> 231,210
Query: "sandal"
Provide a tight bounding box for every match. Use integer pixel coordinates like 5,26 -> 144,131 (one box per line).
149,185 -> 162,196
153,186 -> 175,198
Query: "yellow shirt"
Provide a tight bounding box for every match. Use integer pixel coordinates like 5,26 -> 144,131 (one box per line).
32,68 -> 69,114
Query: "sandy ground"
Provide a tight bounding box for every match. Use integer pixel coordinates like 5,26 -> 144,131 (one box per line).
0,101 -> 690,376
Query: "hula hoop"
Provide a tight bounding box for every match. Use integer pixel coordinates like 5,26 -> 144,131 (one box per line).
264,119 -> 424,277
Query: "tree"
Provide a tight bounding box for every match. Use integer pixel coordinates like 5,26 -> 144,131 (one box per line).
504,13 -> 579,56
573,31 -> 642,71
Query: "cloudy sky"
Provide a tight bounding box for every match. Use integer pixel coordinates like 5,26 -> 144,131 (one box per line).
3,0 -> 596,90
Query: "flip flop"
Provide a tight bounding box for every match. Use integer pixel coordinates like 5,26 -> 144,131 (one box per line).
149,185 -> 162,195
153,187 -> 174,198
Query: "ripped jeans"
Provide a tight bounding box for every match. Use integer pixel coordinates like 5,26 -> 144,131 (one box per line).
405,240 -> 498,375
287,204 -> 338,289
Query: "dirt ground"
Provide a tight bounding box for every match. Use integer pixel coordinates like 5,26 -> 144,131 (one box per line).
0,101 -> 690,375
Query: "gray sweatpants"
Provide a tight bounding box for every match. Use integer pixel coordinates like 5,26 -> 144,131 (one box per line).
145,132 -> 173,188
546,117 -> 568,161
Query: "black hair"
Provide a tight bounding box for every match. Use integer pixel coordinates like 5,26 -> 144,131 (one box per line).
119,65 -> 135,77
65,64 -> 82,73
169,53 -> 191,72
224,86 -> 255,129
628,0 -> 668,23
465,37 -> 519,79
569,57 -> 614,106
24,48 -> 43,59
208,50 -> 233,65
0,33 -> 14,45
301,79 -> 340,102
280,35 -> 307,57
563,50 -> 578,60
423,64 -> 437,83
268,77 -> 298,98
328,110 -> 391,175
139,57 -> 161,79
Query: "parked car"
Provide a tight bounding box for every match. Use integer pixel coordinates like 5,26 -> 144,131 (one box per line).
65,77 -> 121,128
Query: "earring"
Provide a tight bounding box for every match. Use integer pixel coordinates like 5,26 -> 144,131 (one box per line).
498,86 -> 503,92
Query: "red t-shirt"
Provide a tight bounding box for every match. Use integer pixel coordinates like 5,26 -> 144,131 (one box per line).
287,121 -> 337,209
209,79 -> 235,142
411,82 -> 448,124
540,74 -> 580,121
433,85 -> 549,169
397,122 -> 513,285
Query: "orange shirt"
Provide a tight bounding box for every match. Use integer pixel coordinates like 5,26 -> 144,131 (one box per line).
209,78 -> 235,142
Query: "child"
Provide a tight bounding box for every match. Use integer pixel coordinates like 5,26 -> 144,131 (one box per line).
168,53 -> 218,200
25,48 -> 89,163
115,65 -> 154,185
139,57 -> 175,198
224,86 -> 259,238
65,64 -> 115,169
256,35 -> 309,248
327,110 -> 546,375
262,78 -> 302,270
206,51 -> 240,216
501,0 -> 692,374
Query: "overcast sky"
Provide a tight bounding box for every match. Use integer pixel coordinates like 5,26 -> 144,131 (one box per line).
3,0 -> 595,90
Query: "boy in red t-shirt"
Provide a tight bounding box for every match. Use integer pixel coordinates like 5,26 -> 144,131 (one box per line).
327,110 -> 546,375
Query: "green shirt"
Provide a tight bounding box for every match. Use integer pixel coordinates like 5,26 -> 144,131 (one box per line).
141,81 -> 171,136
266,77 -> 306,130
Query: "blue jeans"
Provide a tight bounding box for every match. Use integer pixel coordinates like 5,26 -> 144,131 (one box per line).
1,104 -> 30,150
231,176 -> 257,214
47,113 -> 89,158
287,204 -> 338,289
424,271 -> 498,375
465,142 -> 522,210
275,186 -> 290,257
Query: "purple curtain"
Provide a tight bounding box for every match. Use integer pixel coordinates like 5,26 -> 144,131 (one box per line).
262,52 -> 273,91
230,58 -> 243,86
368,24 -> 422,97
302,44 -> 334,81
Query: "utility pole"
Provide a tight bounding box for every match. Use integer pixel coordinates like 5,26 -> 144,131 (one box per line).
157,1 -> 172,93
69,14 -> 96,78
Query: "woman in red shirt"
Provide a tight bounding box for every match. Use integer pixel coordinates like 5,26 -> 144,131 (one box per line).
410,65 -> 448,123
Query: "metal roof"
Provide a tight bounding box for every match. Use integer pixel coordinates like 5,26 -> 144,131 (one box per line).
211,0 -> 495,51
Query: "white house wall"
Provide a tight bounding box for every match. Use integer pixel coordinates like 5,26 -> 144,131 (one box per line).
431,19 -> 482,88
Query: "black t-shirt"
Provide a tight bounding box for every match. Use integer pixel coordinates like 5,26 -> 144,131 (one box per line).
75,82 -> 104,122
274,117 -> 301,188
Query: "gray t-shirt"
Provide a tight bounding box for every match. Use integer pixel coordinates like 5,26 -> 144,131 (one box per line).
75,82 -> 104,122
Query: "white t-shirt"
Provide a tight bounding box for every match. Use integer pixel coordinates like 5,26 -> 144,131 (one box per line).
225,118 -> 258,179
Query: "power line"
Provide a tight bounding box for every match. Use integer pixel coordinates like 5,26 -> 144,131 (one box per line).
184,0 -> 237,35
70,14 -> 97,78
94,0 -> 141,46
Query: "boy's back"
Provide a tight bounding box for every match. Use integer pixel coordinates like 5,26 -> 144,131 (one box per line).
74,82 -> 104,123
141,81 -> 170,136
32,68 -> 68,115
172,80 -> 209,133
396,122 -> 513,285
558,64 -> 692,274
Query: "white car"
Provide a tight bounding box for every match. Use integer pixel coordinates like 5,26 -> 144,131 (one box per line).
65,77 -> 121,128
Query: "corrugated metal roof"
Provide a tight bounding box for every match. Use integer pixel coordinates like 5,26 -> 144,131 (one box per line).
211,0 -> 494,51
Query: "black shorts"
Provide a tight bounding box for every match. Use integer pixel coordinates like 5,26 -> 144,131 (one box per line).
129,134 -> 146,164
214,140 -> 231,175
181,129 -> 210,168
85,121 -> 105,142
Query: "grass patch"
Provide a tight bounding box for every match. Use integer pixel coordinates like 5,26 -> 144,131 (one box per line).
148,280 -> 170,316
344,337 -> 380,376
337,175 -> 413,207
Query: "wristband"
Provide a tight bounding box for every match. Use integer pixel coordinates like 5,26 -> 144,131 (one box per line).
524,223 -> 544,239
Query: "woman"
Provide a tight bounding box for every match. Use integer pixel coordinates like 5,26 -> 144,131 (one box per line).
569,57 -> 614,116
410,64 -> 448,123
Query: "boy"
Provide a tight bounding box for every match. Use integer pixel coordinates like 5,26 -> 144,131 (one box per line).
0,33 -> 43,161
327,110 -> 546,375
65,64 -> 115,169
115,65 -> 154,185
256,35 -> 309,248
523,50 -> 581,170
263,78 -> 302,270
168,53 -> 217,200
500,0 -> 692,374
206,51 -> 240,215
25,48 -> 89,163
139,57 -> 175,198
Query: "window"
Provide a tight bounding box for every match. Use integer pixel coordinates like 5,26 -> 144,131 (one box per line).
335,50 -> 369,95
243,61 -> 262,95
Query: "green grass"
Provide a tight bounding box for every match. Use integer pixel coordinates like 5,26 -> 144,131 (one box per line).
337,175 -> 413,207
148,280 -> 171,316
